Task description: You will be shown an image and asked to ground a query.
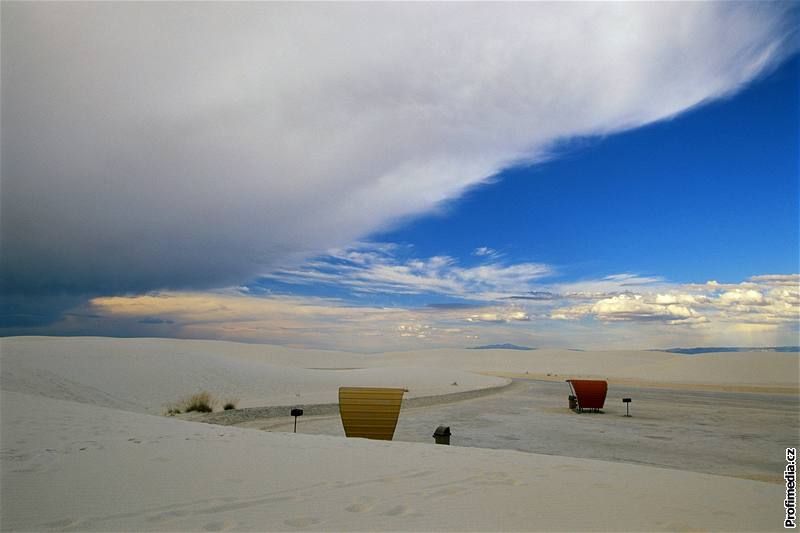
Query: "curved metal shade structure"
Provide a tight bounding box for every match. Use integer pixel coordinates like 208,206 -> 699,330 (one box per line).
567,379 -> 608,410
338,387 -> 405,440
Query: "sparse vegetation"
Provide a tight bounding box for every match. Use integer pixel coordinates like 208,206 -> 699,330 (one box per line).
223,398 -> 238,410
183,391 -> 215,413
164,391 -> 217,415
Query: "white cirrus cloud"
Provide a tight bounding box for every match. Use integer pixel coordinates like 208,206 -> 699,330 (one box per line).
473,247 -> 500,259
262,243 -> 552,299
2,2 -> 795,299
466,310 -> 530,324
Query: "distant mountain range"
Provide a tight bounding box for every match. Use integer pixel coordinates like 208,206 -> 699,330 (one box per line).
468,344 -> 799,353
660,346 -> 799,354
469,343 -> 535,350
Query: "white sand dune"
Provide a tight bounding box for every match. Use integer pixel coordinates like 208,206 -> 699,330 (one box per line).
0,337 -> 507,413
1,336 -> 796,531
4,338 -> 795,415
1,390 -> 784,532
377,347 -> 800,388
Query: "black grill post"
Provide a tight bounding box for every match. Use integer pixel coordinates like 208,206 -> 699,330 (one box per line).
291,408 -> 303,432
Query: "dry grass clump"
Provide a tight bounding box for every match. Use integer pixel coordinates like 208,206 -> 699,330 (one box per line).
164,391 -> 217,415
163,405 -> 181,416
223,398 -> 238,411
183,391 -> 215,413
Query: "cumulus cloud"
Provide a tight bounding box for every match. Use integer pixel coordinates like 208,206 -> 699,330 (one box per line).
2,2 -> 795,302
551,274 -> 798,329
552,293 -> 706,325
718,289 -> 768,306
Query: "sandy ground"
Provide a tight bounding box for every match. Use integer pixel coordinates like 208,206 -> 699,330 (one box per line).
0,337 -> 507,412
249,379 -> 797,483
1,390 -> 787,532
374,347 -> 800,390
1,336 -> 798,531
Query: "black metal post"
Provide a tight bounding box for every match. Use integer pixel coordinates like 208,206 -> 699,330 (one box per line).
290,408 -> 303,433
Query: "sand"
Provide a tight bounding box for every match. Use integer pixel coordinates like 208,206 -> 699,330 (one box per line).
0,337 -> 508,412
1,336 -> 797,531
256,380 -> 796,484
1,390 -> 786,532
375,347 -> 800,390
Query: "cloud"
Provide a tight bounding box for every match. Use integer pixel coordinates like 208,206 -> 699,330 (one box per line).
473,247 -> 500,259
261,243 -> 552,299
17,265 -> 794,351
78,239 -> 790,347
550,274 -> 798,328
137,317 -> 175,325
81,291 -> 522,351
506,291 -> 561,301
2,2 -> 795,302
551,293 -> 707,325
466,311 -> 530,324
718,289 -> 768,306
426,303 -> 487,310
748,274 -> 800,286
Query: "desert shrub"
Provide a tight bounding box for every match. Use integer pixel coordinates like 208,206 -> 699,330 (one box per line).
182,391 -> 215,413
223,399 -> 238,410
163,405 -> 181,416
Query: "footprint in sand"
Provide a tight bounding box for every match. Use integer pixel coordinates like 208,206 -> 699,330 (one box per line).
429,485 -> 464,497
283,516 -> 321,527
383,504 -> 413,516
345,503 -> 373,513
553,464 -> 585,472
146,509 -> 190,522
202,519 -> 237,531
43,517 -> 80,529
45,517 -> 96,531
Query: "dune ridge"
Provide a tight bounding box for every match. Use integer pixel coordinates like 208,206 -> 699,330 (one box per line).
1,336 -> 796,531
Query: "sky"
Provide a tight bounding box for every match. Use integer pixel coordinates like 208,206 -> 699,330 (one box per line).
1,2 -> 798,351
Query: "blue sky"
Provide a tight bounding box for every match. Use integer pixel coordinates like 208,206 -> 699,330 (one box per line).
373,55 -> 799,286
2,3 -> 798,350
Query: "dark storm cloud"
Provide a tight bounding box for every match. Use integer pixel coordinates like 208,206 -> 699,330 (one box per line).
1,2 -> 795,329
